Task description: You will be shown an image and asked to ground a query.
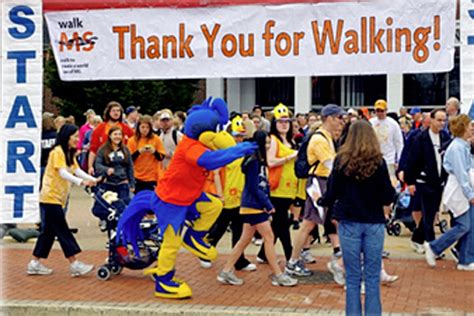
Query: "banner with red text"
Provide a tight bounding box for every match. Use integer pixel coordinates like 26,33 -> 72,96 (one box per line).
45,0 -> 456,81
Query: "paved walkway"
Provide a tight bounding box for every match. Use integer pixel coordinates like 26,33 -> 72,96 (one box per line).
1,187 -> 474,315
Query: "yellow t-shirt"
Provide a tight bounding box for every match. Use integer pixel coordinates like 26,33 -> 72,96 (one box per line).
307,128 -> 336,178
40,146 -> 80,207
222,158 -> 244,209
271,135 -> 298,199
296,178 -> 307,200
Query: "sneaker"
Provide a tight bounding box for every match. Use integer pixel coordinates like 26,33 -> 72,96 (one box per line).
217,270 -> 244,285
271,273 -> 298,287
424,242 -> 436,267
241,263 -> 257,272
285,259 -> 312,277
380,269 -> 399,284
382,250 -> 390,258
27,260 -> 53,275
70,260 -> 94,277
300,250 -> 316,264
327,260 -> 345,285
457,263 -> 474,271
256,256 -> 268,264
200,259 -> 212,269
252,238 -> 263,246
410,241 -> 425,254
450,248 -> 459,263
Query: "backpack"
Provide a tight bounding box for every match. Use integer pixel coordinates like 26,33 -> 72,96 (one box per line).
294,131 -> 327,179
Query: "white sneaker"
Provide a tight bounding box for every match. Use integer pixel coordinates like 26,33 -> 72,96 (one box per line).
424,242 -> 436,267
410,241 -> 425,254
200,259 -> 212,269
256,256 -> 267,264
457,263 -> 474,271
70,260 -> 94,277
300,249 -> 316,264
217,270 -> 244,285
241,263 -> 257,271
27,260 -> 53,275
252,238 -> 263,246
327,260 -> 345,286
380,269 -> 399,284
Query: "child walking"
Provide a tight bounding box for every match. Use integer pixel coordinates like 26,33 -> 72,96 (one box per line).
217,131 -> 297,287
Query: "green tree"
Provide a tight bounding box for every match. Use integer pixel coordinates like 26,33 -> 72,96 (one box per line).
44,49 -> 201,124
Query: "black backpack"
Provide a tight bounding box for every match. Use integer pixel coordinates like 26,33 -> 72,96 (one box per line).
294,131 -> 327,179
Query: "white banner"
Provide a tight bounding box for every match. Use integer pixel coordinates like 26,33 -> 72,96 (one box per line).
1,0 -> 42,223
460,0 -> 474,116
45,0 -> 456,81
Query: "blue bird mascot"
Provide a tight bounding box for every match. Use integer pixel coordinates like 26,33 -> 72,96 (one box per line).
117,98 -> 256,299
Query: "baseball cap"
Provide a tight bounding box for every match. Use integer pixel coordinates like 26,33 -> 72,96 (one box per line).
347,108 -> 357,116
125,106 -> 140,115
374,100 -> 388,111
83,109 -> 95,116
410,107 -> 421,115
160,112 -> 172,120
321,104 -> 346,117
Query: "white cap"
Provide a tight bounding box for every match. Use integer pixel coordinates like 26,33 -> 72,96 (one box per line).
160,112 -> 172,120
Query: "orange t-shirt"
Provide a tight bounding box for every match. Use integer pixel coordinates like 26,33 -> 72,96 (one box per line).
156,136 -> 209,205
127,134 -> 165,182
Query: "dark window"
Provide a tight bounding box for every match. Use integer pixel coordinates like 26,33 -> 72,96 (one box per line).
311,76 -> 341,106
256,77 -> 294,109
403,48 -> 460,106
344,75 -> 386,107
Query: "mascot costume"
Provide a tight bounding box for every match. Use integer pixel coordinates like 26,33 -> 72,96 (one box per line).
117,98 -> 256,299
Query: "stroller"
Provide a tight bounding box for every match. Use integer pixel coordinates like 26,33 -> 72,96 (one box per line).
89,185 -> 161,281
386,189 -> 417,236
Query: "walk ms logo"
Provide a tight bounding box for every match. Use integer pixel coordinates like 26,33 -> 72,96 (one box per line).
57,17 -> 98,52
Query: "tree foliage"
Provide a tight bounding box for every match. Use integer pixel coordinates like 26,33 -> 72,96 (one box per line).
44,49 -> 201,124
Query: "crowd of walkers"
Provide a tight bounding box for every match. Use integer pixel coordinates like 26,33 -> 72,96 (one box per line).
29,96 -> 473,315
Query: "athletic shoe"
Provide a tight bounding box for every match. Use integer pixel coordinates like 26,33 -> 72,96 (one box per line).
70,260 -> 94,277
300,250 -> 316,264
199,259 -> 212,269
450,248 -> 459,263
241,263 -> 257,272
410,241 -> 425,254
380,269 -> 399,284
424,242 -> 436,267
27,260 -> 53,275
252,238 -> 263,246
256,256 -> 268,264
327,260 -> 345,285
217,270 -> 244,285
271,273 -> 298,287
285,259 -> 312,277
457,263 -> 474,271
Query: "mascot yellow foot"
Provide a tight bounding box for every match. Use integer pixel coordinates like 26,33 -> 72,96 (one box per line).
182,228 -> 218,261
154,270 -> 192,299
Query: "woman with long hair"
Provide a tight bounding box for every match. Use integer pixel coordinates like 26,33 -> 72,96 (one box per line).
27,124 -> 99,277
95,126 -> 135,204
256,103 -> 298,263
217,131 -> 297,287
319,120 -> 395,315
127,115 -> 165,193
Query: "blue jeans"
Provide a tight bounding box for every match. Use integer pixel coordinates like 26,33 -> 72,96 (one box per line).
457,206 -> 474,265
430,208 -> 471,264
339,221 -> 385,316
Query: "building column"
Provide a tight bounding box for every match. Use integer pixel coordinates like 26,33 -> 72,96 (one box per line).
294,76 -> 312,114
387,74 -> 403,113
226,78 -> 241,114
206,78 -> 224,100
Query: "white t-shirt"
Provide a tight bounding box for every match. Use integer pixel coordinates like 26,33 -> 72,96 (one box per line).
370,116 -> 404,165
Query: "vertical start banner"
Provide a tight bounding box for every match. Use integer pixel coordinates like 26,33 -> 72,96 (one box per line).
0,0 -> 42,223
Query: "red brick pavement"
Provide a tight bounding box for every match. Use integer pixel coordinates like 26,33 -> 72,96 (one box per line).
2,248 -> 473,314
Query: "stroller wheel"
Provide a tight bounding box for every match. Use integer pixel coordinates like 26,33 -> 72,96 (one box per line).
392,223 -> 401,236
111,265 -> 123,276
97,265 -> 111,281
386,226 -> 393,236
439,219 -> 449,233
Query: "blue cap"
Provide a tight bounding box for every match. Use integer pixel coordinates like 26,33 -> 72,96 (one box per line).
410,107 -> 421,115
321,104 -> 346,117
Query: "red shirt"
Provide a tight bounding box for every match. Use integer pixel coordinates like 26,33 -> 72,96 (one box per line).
89,122 -> 134,154
156,136 -> 209,205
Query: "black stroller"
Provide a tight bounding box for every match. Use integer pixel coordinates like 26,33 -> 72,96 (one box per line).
89,185 -> 161,281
